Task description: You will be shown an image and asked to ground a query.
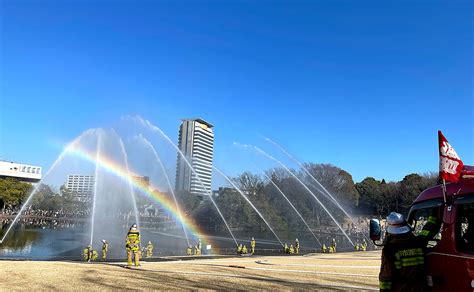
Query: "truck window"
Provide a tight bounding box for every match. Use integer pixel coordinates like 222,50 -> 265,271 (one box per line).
408,199 -> 443,248
456,201 -> 474,253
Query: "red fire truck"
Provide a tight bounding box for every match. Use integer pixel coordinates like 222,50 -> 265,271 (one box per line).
371,165 -> 474,290
407,165 -> 474,290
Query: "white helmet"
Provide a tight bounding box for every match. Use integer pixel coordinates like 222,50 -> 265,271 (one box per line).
386,212 -> 411,235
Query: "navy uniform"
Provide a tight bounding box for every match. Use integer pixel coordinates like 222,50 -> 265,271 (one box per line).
379,212 -> 440,291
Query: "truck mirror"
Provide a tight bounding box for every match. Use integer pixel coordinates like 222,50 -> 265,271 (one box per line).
370,218 -> 381,241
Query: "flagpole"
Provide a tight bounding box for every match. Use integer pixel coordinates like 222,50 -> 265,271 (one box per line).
442,178 -> 447,204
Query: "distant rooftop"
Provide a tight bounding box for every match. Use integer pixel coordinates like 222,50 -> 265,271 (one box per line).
181,118 -> 214,128
0,159 -> 41,167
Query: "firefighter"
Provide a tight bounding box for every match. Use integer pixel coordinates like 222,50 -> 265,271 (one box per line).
295,238 -> 300,254
354,243 -> 359,251
91,249 -> 98,261
187,245 -> 192,255
322,244 -> 327,253
197,238 -> 202,255
289,244 -> 295,254
361,239 -> 367,251
193,245 -> 199,255
83,245 -> 92,261
250,237 -> 256,254
125,223 -> 140,267
242,245 -> 248,254
146,241 -> 153,258
379,211 -> 440,291
331,238 -> 337,253
101,240 -> 108,261
237,244 -> 243,254
284,243 -> 289,254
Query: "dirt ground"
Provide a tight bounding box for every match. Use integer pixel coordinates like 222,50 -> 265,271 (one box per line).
0,251 -> 381,291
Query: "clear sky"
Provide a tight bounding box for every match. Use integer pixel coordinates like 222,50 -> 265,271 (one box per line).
0,0 -> 472,183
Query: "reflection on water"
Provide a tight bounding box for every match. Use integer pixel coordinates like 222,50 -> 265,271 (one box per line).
0,223 -> 356,260
0,225 -> 88,259
0,228 -> 39,254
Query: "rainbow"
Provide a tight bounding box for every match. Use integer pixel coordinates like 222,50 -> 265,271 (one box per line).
65,142 -> 208,245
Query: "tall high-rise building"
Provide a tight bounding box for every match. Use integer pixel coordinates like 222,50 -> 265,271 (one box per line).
175,118 -> 214,199
65,175 -> 95,202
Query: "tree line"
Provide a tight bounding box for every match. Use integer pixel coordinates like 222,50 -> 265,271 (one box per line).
182,163 -> 438,233
1,162 -> 439,232
0,178 -> 86,212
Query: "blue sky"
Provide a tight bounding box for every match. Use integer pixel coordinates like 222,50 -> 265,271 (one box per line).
0,0 -> 472,183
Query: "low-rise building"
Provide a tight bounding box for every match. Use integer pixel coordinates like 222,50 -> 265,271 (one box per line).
0,160 -> 42,183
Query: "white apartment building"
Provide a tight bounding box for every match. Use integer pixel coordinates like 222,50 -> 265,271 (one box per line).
65,175 -> 94,202
175,118 -> 214,199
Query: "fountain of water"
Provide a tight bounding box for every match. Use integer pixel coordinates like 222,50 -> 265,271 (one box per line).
251,145 -> 354,245
262,170 -> 322,246
117,134 -> 140,229
78,129 -> 143,258
0,129 -> 96,244
90,130 -> 102,245
137,135 -> 191,247
1,115 -> 368,258
265,137 -> 372,245
265,138 -> 355,218
212,165 -> 284,247
128,116 -> 238,247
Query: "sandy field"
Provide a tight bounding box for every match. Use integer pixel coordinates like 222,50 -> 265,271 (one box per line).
0,251 -> 381,291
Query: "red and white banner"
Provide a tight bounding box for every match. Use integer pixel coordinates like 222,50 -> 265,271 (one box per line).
438,131 -> 464,182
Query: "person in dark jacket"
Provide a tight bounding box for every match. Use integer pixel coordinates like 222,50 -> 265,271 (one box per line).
379,212 -> 440,292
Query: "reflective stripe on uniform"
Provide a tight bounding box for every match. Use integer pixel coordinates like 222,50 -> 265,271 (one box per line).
394,248 -> 424,269
427,216 -> 437,224
394,256 -> 424,269
419,230 -> 430,236
401,256 -> 424,267
127,232 -> 140,250
379,280 -> 392,289
395,248 -> 423,259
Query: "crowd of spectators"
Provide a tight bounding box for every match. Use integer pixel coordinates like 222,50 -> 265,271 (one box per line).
0,207 -> 90,228
0,206 -> 171,229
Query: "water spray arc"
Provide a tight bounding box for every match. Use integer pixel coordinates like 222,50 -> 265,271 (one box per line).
131,116 -> 238,246
265,138 -> 354,218
212,165 -> 284,247
251,145 -> 354,245
265,137 -> 372,245
138,135 -> 191,247
117,135 -> 140,228
90,130 -> 102,245
0,130 -> 95,244
262,170 -> 322,247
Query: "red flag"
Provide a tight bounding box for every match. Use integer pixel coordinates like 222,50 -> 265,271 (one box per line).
438,131 -> 464,182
